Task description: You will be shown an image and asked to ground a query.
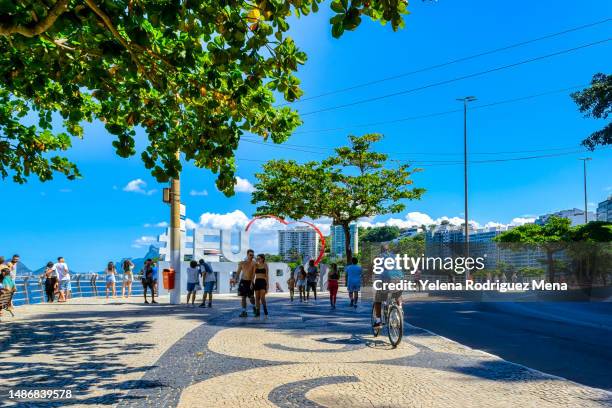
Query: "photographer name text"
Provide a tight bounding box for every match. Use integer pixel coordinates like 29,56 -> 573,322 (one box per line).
373,279 -> 568,292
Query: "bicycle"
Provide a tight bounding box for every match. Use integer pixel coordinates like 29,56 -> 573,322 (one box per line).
371,293 -> 403,347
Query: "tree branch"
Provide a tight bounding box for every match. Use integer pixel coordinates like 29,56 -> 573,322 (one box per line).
0,0 -> 70,37
83,0 -> 148,77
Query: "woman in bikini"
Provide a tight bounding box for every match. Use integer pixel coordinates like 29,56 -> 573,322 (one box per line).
253,254 -> 269,317
105,261 -> 117,299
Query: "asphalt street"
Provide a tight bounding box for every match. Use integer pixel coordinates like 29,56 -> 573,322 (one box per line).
403,300 -> 612,390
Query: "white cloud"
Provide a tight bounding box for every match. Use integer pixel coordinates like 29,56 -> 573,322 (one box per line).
132,235 -> 159,248
198,209 -> 251,230
357,211 -> 536,230
144,221 -> 169,228
234,176 -> 255,193
358,212 -> 478,229
510,217 -> 536,226
123,179 -> 157,195
185,218 -> 198,230
190,189 -> 208,196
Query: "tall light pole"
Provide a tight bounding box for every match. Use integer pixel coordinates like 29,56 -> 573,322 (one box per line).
579,157 -> 592,224
456,96 -> 477,262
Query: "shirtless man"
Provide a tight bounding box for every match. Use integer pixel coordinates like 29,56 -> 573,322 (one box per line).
236,249 -> 256,317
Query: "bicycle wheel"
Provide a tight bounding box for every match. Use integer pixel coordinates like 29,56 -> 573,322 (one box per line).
387,304 -> 403,347
371,304 -> 380,337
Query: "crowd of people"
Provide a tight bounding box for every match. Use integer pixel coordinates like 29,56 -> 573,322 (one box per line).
1,250 -> 368,321
230,249 -> 364,318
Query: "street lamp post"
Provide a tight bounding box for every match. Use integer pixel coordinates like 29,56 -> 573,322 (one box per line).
456,96 -> 477,265
579,158 -> 592,224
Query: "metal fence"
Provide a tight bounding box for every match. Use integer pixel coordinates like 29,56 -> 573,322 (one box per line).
12,274 -> 145,307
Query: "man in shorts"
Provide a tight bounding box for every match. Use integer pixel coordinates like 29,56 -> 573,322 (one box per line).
53,257 -> 71,302
345,257 -> 362,308
236,249 -> 256,317
372,243 -> 403,329
199,259 -> 216,308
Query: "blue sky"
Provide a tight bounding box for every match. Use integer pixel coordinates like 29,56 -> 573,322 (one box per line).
2,0 -> 611,271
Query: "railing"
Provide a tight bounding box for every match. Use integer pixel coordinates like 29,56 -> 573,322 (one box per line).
12,274 -> 144,307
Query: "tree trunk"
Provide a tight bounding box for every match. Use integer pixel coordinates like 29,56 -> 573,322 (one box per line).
343,223 -> 352,265
546,250 -> 555,283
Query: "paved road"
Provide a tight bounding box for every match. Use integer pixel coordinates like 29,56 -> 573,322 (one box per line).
2,295 -> 611,407
404,300 -> 612,390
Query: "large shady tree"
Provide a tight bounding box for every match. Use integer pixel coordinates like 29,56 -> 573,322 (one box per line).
251,133 -> 425,263
0,0 -> 410,191
571,73 -> 611,150
495,216 -> 573,283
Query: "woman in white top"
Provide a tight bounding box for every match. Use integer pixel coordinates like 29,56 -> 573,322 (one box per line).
105,261 -> 117,299
121,259 -> 135,298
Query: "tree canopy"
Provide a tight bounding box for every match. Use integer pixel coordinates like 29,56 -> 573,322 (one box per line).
495,216 -> 611,283
251,133 -> 425,262
495,216 -> 572,282
362,225 -> 400,242
571,73 -> 611,150
0,0 -> 410,191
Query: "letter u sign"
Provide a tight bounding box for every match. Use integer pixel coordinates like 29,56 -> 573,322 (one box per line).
220,229 -> 250,262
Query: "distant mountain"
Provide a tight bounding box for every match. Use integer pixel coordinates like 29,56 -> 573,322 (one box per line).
115,245 -> 160,274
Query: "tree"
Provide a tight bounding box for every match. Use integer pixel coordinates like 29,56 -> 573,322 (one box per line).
252,133 -> 424,263
362,225 -> 400,242
571,73 -> 611,150
495,216 -> 572,283
566,221 -> 612,286
0,0 -> 409,188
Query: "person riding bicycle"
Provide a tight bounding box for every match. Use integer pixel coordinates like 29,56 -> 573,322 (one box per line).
372,243 -> 403,329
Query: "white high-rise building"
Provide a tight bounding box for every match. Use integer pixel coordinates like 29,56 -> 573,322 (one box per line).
278,227 -> 320,261
331,224 -> 358,258
535,208 -> 595,226
596,196 -> 612,222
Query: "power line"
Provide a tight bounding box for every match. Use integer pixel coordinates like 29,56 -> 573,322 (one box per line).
408,149 -> 609,167
278,18 -> 611,105
239,137 -> 605,163
286,84 -> 587,135
235,148 -> 609,166
241,137 -> 585,157
299,38 -> 612,116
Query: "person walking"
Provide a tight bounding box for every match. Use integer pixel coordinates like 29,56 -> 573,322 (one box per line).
105,261 -> 118,299
306,260 -> 319,302
53,257 -> 70,302
186,260 -> 200,307
327,263 -> 339,309
253,254 -> 269,317
287,273 -> 296,302
141,259 -> 158,304
346,257 -> 362,308
199,259 -> 215,308
43,261 -> 58,302
236,249 -> 256,317
8,254 -> 19,280
296,266 -> 307,302
122,259 -> 135,298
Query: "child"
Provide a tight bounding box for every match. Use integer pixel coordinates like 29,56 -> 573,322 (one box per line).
287,274 -> 296,302
296,266 -> 307,302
